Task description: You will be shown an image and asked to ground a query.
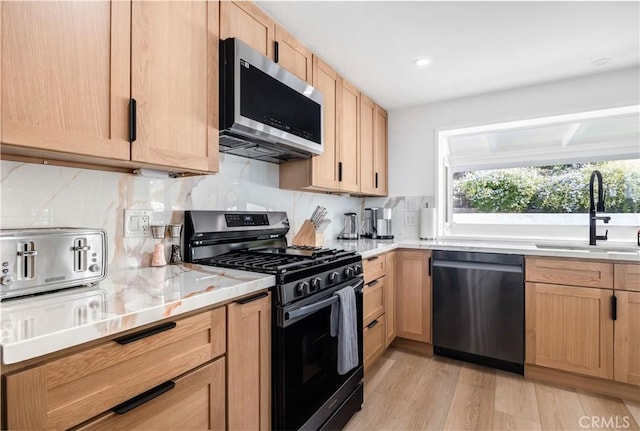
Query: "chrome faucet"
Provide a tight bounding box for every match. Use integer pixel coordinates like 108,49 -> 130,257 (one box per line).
589,170 -> 611,245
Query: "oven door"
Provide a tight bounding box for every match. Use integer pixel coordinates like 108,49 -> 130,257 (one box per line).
274,278 -> 364,431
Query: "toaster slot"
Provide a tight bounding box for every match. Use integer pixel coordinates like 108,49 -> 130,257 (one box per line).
17,241 -> 37,280
73,238 -> 91,272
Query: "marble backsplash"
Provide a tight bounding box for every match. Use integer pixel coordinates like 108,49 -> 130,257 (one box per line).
1,154 -> 364,270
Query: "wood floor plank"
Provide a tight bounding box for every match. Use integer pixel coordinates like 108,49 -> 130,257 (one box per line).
364,355 -> 396,399
495,371 -> 541,424
493,411 -> 542,431
535,382 -> 588,431
578,391 -> 640,431
625,400 -> 640,429
443,381 -> 495,430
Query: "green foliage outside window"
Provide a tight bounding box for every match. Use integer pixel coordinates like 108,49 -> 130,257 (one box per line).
454,160 -> 640,213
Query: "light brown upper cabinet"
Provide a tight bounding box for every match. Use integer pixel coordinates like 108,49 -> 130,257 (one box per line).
279,56 -> 340,191
274,25 -> 312,84
374,105 -> 389,196
1,1 -> 131,161
220,1 -> 274,58
361,101 -> 388,196
1,1 -> 219,174
131,1 -> 219,173
338,78 -> 360,193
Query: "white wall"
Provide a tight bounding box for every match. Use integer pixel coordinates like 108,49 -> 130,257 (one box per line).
388,67 -> 640,197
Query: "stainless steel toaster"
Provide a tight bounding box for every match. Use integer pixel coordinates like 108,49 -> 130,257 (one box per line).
0,228 -> 107,300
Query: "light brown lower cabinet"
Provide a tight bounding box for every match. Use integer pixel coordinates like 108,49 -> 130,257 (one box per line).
363,276 -> 385,325
227,292 -> 271,431
73,358 -> 226,430
5,309 -> 225,430
396,250 -> 432,343
614,290 -> 640,385
525,282 -> 614,379
385,252 -> 396,347
364,314 -> 386,371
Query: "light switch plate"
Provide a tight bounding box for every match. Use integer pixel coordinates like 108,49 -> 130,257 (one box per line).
404,197 -> 418,211
124,209 -> 152,237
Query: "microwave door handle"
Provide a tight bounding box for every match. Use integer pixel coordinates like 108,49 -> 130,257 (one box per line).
285,279 -> 364,321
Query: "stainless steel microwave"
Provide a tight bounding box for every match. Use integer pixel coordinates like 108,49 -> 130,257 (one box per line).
219,38 -> 323,164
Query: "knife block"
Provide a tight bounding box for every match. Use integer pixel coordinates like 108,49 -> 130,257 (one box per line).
292,220 -> 324,247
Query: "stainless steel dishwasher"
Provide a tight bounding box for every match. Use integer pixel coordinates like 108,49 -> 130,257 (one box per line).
432,250 -> 524,374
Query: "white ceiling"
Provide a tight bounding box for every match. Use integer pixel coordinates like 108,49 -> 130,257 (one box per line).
256,1 -> 640,110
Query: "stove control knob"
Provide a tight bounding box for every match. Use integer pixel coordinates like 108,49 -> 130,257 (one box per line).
328,272 -> 340,284
344,267 -> 355,278
354,265 -> 363,275
0,275 -> 14,286
296,282 -> 309,296
310,277 -> 321,291
89,264 -> 101,273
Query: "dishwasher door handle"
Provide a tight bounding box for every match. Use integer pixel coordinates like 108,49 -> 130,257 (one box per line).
432,260 -> 522,273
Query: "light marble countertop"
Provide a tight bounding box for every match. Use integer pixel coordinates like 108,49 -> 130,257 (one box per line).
0,264 -> 274,365
329,238 -> 640,262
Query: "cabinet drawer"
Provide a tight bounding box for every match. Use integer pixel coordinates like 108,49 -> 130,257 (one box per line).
526,257 -> 613,289
6,307 -> 226,430
615,263 -> 640,292
363,254 -> 386,283
73,358 -> 226,430
363,276 -> 385,326
364,314 -> 386,371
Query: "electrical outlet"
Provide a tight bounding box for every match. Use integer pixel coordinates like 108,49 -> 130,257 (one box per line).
404,212 -> 417,226
124,209 -> 152,237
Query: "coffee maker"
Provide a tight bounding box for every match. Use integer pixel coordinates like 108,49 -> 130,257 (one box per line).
362,207 -> 394,239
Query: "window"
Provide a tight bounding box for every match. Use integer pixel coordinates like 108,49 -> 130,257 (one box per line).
437,105 -> 640,241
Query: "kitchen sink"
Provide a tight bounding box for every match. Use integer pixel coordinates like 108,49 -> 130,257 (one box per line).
535,242 -> 640,254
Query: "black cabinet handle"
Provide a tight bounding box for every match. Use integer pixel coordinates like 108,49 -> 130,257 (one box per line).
113,381 -> 175,414
366,279 -> 379,288
129,98 -> 137,142
338,162 -> 343,182
612,295 -> 617,321
367,319 -> 379,329
274,41 -> 279,63
367,256 -> 379,262
428,256 -> 432,277
236,291 -> 269,305
375,172 -> 379,189
114,322 -> 176,345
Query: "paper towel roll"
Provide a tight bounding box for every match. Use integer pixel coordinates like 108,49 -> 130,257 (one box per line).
420,208 -> 436,240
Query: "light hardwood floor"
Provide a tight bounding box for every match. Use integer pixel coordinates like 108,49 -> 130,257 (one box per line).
346,348 -> 640,431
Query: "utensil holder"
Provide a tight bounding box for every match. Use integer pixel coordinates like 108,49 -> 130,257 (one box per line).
292,220 -> 324,247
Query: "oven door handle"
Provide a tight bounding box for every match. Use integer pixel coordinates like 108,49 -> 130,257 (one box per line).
285,279 -> 364,321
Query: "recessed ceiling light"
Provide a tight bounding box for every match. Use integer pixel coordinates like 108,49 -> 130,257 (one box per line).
591,58 -> 612,66
414,57 -> 430,67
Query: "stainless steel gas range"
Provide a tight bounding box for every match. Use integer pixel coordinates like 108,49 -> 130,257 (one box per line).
184,210 -> 364,431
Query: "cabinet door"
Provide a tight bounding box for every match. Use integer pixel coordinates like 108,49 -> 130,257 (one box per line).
228,292 -> 271,431
359,94 -> 376,195
274,24 -> 311,83
385,252 -> 397,347
339,78 -> 360,193
364,314 -> 386,372
614,291 -> 640,385
525,283 -> 613,379
131,1 -> 218,173
220,1 -> 274,58
374,105 -> 388,196
1,1 -> 130,160
396,250 -> 431,343
310,56 -> 339,189
73,359 -> 226,430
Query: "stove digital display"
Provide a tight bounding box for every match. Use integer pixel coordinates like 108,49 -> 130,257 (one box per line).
225,213 -> 269,227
